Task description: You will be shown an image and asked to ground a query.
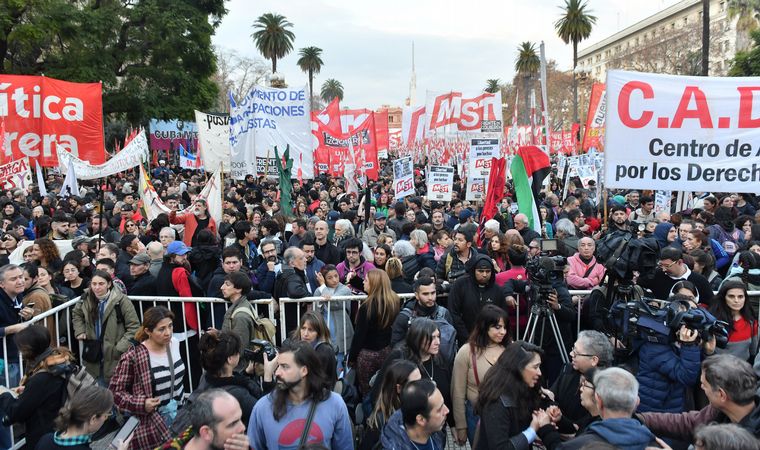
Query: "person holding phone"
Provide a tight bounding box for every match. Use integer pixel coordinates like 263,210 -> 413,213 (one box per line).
36,385 -> 131,450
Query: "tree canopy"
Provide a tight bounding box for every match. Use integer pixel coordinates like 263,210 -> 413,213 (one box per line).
0,0 -> 227,126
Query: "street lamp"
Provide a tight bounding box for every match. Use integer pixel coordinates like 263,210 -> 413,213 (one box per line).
573,65 -> 591,125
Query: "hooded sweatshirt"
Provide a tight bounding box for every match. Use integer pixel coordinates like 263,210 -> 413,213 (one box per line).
448,254 -> 508,343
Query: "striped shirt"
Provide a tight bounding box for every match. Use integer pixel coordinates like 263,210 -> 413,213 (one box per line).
148,338 -> 185,407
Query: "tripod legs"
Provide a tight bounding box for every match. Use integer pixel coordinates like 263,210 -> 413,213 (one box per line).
523,308 -> 570,364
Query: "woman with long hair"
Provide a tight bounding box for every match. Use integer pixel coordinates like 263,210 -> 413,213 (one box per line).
314,264 -> 354,371
33,238 -> 63,275
35,265 -> 76,303
291,311 -> 338,385
710,280 -> 758,361
452,305 -> 511,445
197,330 -> 260,426
381,318 -> 453,421
359,360 -> 421,450
487,232 -> 510,272
0,326 -> 73,449
348,269 -> 400,395
475,341 -> 556,450
71,270 -> 140,383
109,306 -> 185,450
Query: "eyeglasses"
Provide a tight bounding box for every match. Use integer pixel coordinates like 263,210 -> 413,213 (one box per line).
571,346 -> 595,358
658,260 -> 677,269
579,380 -> 595,391
345,250 -> 360,255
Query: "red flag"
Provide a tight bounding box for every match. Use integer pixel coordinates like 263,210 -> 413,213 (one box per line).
481,157 -> 506,223
322,97 -> 342,136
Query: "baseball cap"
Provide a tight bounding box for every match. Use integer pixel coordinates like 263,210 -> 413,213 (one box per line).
375,212 -> 387,220
166,241 -> 191,256
129,253 -> 151,265
327,210 -> 341,225
459,209 -> 473,221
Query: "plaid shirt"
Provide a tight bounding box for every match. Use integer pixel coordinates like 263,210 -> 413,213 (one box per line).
108,343 -> 169,450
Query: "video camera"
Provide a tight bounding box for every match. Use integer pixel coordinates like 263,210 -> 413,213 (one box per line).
525,240 -> 567,305
243,339 -> 277,363
609,297 -> 728,348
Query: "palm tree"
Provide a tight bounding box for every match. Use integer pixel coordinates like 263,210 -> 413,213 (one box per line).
555,0 -> 597,123
485,79 -> 501,93
251,13 -> 295,74
321,79 -> 343,103
514,42 -> 540,125
297,46 -> 324,109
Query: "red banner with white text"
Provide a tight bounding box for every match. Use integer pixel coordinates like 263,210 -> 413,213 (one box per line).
0,75 -> 104,167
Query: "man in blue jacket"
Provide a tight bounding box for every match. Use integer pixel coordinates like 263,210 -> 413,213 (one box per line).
380,379 -> 448,450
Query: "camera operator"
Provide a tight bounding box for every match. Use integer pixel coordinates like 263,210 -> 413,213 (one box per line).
502,256 -> 575,385
635,294 -> 716,413
638,247 -> 714,305
601,205 -> 632,238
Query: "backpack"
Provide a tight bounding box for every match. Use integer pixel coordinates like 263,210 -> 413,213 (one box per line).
61,365 -> 98,407
231,303 -> 276,344
399,306 -> 457,364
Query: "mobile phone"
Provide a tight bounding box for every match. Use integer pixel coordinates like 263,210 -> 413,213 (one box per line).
109,416 -> 139,449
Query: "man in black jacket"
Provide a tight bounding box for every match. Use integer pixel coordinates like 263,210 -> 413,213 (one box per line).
127,253 -> 157,296
447,254 -> 508,344
274,247 -> 311,337
638,246 -> 713,303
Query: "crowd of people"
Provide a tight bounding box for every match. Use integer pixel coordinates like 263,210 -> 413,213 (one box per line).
0,159 -> 757,450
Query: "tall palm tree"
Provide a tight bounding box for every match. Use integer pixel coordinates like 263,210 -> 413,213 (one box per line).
321,79 -> 343,103
485,79 -> 501,93
251,13 -> 295,74
297,46 -> 324,109
515,42 -> 540,125
555,0 -> 597,123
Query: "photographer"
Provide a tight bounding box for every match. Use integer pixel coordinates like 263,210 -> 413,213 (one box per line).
635,294 -> 715,413
638,247 -> 714,305
502,256 -> 575,385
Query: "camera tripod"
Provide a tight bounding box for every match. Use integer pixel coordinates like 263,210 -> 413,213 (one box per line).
522,290 -> 570,365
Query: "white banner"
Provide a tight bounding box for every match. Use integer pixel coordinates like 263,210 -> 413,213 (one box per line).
195,111 -> 230,172
425,90 -> 502,135
393,156 -> 414,200
468,135 -> 501,180
655,190 -> 672,213
605,70 -> 760,192
0,157 -> 32,191
427,165 -> 454,202
229,85 -> 313,180
58,130 -> 148,180
466,177 -> 485,201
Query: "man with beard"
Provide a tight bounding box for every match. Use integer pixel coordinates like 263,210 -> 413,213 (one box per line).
248,341 -> 353,450
273,247 -> 311,335
436,229 -> 477,283
161,389 -> 249,450
362,212 -> 396,247
603,205 -> 632,237
170,198 -> 218,247
313,220 -> 340,265
447,254 -> 508,343
252,241 -> 283,296
49,212 -> 71,240
336,238 -> 375,294
301,238 -> 325,292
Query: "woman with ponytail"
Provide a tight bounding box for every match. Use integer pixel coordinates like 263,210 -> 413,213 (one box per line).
36,386 -> 130,450
108,306 -> 184,450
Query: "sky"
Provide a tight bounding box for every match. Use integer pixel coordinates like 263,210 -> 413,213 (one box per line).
212,0 -> 682,109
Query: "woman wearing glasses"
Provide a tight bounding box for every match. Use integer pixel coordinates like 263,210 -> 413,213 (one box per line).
61,260 -> 89,298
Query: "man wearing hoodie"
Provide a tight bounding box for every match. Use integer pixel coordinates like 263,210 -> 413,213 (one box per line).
447,254 -> 509,344
557,367 -> 657,450
380,379 -> 448,450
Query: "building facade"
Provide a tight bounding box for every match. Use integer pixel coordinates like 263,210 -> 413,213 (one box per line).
578,0 -> 744,81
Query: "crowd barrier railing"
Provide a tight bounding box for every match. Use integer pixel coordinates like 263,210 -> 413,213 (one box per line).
1,288 -> 760,448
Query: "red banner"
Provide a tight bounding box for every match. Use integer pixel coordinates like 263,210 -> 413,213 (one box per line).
582,83 -> 606,152
312,113 -> 380,180
0,75 -> 104,167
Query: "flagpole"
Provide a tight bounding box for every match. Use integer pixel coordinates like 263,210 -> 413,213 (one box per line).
97,177 -> 105,254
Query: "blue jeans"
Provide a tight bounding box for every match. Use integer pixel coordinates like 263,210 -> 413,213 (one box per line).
465,399 -> 479,445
